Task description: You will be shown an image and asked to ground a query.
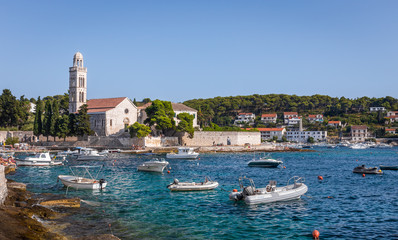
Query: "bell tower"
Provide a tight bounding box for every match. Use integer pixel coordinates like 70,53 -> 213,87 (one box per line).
68,52 -> 87,113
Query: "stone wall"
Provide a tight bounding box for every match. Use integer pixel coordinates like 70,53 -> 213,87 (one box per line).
0,131 -> 35,143
182,131 -> 261,146
0,166 -> 7,205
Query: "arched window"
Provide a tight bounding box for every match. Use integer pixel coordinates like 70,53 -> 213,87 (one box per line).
82,92 -> 84,102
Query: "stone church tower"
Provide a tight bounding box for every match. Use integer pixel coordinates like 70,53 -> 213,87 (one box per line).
68,52 -> 87,113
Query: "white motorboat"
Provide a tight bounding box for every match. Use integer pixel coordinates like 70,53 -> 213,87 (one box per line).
229,176 -> 308,205
166,147 -> 199,159
248,154 -> 283,168
167,177 -> 219,191
349,143 -> 368,149
15,152 -> 64,166
58,165 -> 107,190
76,148 -> 107,161
137,158 -> 169,173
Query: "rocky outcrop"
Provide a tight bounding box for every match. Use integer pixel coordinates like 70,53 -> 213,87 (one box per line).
0,166 -> 7,205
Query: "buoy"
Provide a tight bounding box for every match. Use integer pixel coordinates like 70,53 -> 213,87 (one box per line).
169,167 -> 172,170
167,170 -> 170,174
356,159 -> 358,162
327,196 -> 333,199
283,166 -> 286,169
198,158 -> 200,160
379,169 -> 382,173
362,173 -> 365,177
233,189 -> 238,192
312,230 -> 320,239
318,176 -> 323,180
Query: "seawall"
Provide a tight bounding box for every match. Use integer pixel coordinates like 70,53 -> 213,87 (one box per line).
0,166 -> 7,205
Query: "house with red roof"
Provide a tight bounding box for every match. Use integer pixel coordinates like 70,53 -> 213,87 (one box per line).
261,113 -> 277,123
87,97 -> 138,136
351,125 -> 368,142
328,121 -> 341,127
283,112 -> 298,124
307,114 -> 323,123
385,128 -> 396,134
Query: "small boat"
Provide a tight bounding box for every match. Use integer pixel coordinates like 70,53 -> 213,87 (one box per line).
137,158 -> 169,173
349,144 -> 369,149
248,155 -> 283,168
76,148 -> 107,161
229,176 -> 308,205
379,165 -> 398,170
15,152 -> 64,166
166,147 -> 199,159
58,165 -> 107,190
353,165 -> 382,174
167,177 -> 218,191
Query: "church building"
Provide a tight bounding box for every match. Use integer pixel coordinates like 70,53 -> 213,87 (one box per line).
68,52 -> 138,136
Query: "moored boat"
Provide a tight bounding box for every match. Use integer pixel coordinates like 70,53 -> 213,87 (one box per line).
248,157 -> 283,168
166,147 -> 199,159
137,158 -> 169,173
167,177 -> 218,191
75,148 -> 107,161
379,165 -> 398,170
15,152 -> 64,166
229,176 -> 308,205
58,165 -> 107,190
353,165 -> 382,174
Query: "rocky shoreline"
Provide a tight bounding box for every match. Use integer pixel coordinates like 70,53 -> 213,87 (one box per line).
1,178 -> 121,240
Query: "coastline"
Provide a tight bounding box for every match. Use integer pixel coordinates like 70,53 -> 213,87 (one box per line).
1,178 -> 121,240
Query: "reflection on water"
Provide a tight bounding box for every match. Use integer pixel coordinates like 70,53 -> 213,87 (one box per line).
8,148 -> 398,239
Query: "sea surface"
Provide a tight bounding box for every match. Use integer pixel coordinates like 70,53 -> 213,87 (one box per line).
8,147 -> 398,239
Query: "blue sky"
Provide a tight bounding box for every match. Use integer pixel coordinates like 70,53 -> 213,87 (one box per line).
1,1 -> 397,102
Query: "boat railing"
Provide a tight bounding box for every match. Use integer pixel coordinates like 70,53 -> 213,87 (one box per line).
287,176 -> 305,187
238,176 -> 256,191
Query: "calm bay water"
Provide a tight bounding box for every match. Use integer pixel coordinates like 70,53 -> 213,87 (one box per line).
8,147 -> 398,239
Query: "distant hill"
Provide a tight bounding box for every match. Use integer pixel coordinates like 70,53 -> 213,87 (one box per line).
183,94 -> 398,127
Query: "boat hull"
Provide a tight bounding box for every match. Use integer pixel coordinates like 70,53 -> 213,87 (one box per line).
137,161 -> 169,173
168,182 -> 219,191
15,159 -> 63,166
166,153 -> 199,159
379,165 -> 398,170
58,175 -> 107,190
244,184 -> 308,205
248,160 -> 282,168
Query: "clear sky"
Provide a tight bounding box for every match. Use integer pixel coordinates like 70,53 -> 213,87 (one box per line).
1,1 -> 397,102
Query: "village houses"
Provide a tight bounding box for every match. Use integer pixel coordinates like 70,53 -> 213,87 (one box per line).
260,113 -> 277,123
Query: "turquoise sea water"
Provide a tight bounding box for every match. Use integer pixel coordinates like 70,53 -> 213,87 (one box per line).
8,147 -> 398,239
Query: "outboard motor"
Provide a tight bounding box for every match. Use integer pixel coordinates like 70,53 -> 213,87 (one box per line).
242,186 -> 255,196
229,191 -> 243,201
167,178 -> 179,189
99,179 -> 106,189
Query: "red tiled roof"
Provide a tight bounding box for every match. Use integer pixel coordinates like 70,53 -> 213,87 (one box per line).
385,129 -> 395,131
308,114 -> 323,118
256,128 -> 285,132
261,113 -> 277,118
386,115 -> 398,118
351,125 -> 367,130
328,121 -> 341,124
284,112 -> 298,116
137,102 -> 152,109
87,97 -> 126,113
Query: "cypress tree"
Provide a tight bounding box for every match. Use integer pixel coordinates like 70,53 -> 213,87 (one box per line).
76,104 -> 93,136
33,97 -> 43,139
42,100 -> 52,141
51,100 -> 60,141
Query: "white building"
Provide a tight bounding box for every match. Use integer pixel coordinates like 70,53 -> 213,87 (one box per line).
351,125 -> 368,142
67,52 -> 138,136
385,128 -> 396,134
87,97 -> 138,136
308,114 -> 323,123
287,117 -> 301,126
369,107 -> 386,112
261,113 -> 277,123
387,111 -> 398,117
286,130 -> 327,142
137,102 -> 198,127
256,128 -> 286,141
234,113 -> 255,125
284,112 -> 298,124
69,52 -> 87,114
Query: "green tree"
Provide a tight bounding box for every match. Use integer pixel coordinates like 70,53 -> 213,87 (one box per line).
42,100 -> 53,141
68,113 -> 78,137
33,97 -> 43,138
129,122 -> 151,138
176,113 -> 195,138
76,104 -> 93,136
144,100 -> 176,136
0,89 -> 19,128
51,100 -> 60,141
142,98 -> 151,104
57,115 -> 70,141
307,137 -> 315,143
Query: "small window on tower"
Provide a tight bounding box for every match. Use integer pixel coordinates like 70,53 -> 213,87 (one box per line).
110,119 -> 112,126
